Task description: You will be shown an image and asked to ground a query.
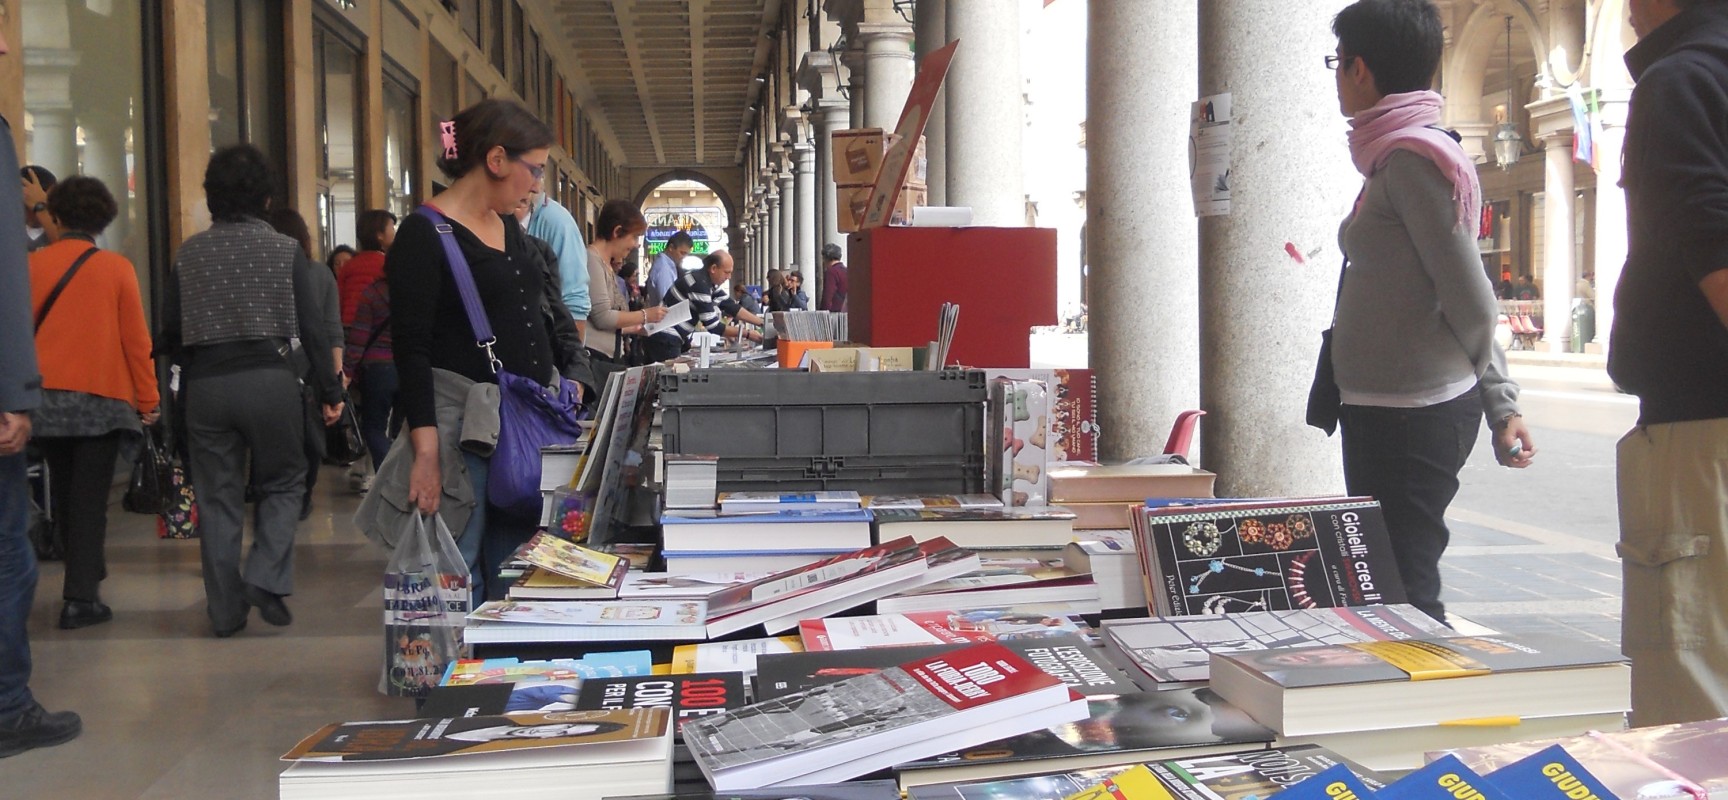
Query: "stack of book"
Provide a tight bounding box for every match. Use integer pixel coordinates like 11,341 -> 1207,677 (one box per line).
877,555 -> 1098,614
872,505 -> 1078,549
663,454 -> 720,513
662,493 -> 871,572
798,604 -> 1095,651
1048,464 -> 1218,529
1062,529 -> 1140,611
1207,632 -> 1632,772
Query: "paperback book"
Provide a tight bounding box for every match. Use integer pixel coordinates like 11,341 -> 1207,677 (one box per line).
576,673 -> 748,730
757,635 -> 1132,701
717,491 -> 863,514
1102,604 -> 1458,686
702,537 -> 932,638
1375,754 -> 1511,800
682,642 -> 1087,789
280,708 -> 670,763
440,652 -> 654,686
895,688 -> 1278,789
1134,498 -> 1407,616
620,572 -> 771,600
1445,717 -> 1728,800
672,636 -> 805,677
800,605 -> 1093,652
520,531 -> 629,590
872,506 -> 1079,549
1482,745 -> 1620,800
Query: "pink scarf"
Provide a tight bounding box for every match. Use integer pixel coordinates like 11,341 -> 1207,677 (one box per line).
1348,90 -> 1478,231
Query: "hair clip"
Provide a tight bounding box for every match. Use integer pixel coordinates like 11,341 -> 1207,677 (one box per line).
439,120 -> 459,161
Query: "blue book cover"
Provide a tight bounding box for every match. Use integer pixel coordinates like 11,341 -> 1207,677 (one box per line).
1376,755 -> 1512,800
1484,744 -> 1621,800
1267,764 -> 1378,799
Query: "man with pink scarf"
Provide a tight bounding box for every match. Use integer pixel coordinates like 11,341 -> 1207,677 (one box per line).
1325,0 -> 1535,625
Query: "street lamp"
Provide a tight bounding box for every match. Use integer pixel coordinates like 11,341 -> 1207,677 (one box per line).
1494,15 -> 1524,171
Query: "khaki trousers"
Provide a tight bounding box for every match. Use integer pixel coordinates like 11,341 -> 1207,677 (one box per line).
1618,417 -> 1728,727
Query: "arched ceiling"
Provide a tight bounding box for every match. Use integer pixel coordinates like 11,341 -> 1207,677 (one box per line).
543,0 -> 783,170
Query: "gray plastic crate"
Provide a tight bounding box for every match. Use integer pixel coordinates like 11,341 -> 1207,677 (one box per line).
658,369 -> 988,494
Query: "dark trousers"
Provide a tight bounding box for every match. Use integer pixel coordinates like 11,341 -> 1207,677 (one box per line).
0,452 -> 38,718
1339,391 -> 1481,623
35,433 -> 124,603
185,368 -> 306,630
358,362 -> 398,470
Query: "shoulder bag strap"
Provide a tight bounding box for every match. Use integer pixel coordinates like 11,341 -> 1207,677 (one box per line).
34,246 -> 100,333
358,314 -> 391,359
414,205 -> 500,374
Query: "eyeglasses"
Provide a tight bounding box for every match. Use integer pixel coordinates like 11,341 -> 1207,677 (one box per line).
1324,54 -> 1355,71
517,158 -> 546,181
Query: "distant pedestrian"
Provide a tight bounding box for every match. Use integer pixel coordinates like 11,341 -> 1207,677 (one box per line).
819,243 -> 848,312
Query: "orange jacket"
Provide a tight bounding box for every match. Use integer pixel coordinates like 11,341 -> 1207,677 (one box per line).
29,239 -> 160,413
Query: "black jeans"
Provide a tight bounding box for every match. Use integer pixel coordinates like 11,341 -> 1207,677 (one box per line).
358,362 -> 399,470
1339,391 -> 1481,623
35,432 -> 124,603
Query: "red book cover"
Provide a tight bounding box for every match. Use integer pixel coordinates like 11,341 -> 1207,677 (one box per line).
800,607 -> 1090,652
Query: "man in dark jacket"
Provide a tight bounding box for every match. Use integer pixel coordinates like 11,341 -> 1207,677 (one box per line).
1611,0 -> 1728,727
0,27 -> 83,757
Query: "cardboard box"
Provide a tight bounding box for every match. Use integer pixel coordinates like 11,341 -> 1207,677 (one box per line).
832,128 -> 926,186
838,183 -> 928,232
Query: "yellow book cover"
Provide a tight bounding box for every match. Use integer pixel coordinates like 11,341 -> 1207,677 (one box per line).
1061,766 -> 1179,800
522,532 -> 628,589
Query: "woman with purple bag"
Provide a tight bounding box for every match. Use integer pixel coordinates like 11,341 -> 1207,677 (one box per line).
379,99 -> 576,600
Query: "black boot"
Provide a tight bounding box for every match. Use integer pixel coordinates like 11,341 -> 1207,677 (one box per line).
0,702 -> 82,758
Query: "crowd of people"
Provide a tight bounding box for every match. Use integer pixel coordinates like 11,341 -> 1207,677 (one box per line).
1,0 -> 1726,763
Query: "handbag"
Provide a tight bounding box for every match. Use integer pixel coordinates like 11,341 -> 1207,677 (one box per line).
1305,257 -> 1350,436
416,206 -> 587,518
323,390 -> 367,465
123,425 -> 175,515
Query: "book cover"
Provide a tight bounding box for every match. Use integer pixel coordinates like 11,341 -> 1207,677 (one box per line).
1215,633 -> 1626,690
1136,499 -> 1407,615
576,673 -> 748,729
987,377 -> 1051,507
672,636 -> 804,677
897,556 -> 1081,597
1235,763 -> 1378,800
510,567 -> 621,600
1447,717 -> 1728,800
906,767 -> 1132,800
755,644 -> 966,701
610,780 -> 903,800
520,531 -> 629,589
995,636 -> 1138,697
281,709 -> 671,763
440,653 -> 652,686
1483,744 -> 1620,800
705,537 -> 928,621
718,491 -> 863,511
621,572 -> 772,599
1376,755 -> 1511,800
900,688 -> 1276,774
986,369 -> 1099,465
1104,604 -> 1458,685
467,599 -> 705,627
1059,764 -> 1182,800
867,494 -> 1006,510
683,643 -> 1063,772
1146,745 -> 1390,798
420,680 -> 586,717
801,606 -> 1090,652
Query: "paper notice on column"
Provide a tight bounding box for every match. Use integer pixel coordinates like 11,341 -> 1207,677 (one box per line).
1190,93 -> 1233,217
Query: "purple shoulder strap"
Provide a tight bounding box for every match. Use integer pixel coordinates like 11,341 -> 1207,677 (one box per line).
414,204 -> 500,373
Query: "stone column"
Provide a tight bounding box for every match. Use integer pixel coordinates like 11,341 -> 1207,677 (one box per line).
945,0 -> 1023,227
778,171 -> 796,273
1197,1 -> 1357,496
816,103 -> 851,261
858,21 -> 915,131
1531,96 -> 1577,353
915,0 -> 947,206
842,45 -> 868,132
794,143 -> 819,282
1089,0 -> 1200,463
1593,90 -> 1630,346
765,191 -> 782,277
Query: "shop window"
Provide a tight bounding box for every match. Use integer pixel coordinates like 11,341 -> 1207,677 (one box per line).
315,21 -> 365,254
429,43 -> 459,126
461,0 -> 482,47
21,0 -> 158,306
512,3 -> 528,99
207,0 -> 288,205
382,70 -> 419,218
488,0 -> 506,77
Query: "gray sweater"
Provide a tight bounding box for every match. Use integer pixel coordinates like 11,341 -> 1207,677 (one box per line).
1335,151 -> 1519,423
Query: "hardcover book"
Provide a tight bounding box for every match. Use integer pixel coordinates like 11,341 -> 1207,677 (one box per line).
683,642 -> 1086,790
896,688 -> 1278,789
576,673 -> 747,730
1134,498 -> 1407,616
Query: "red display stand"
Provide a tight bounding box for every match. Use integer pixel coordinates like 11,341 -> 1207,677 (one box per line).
848,226 -> 1058,369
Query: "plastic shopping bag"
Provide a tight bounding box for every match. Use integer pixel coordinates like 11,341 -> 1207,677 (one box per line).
380,512 -> 471,697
